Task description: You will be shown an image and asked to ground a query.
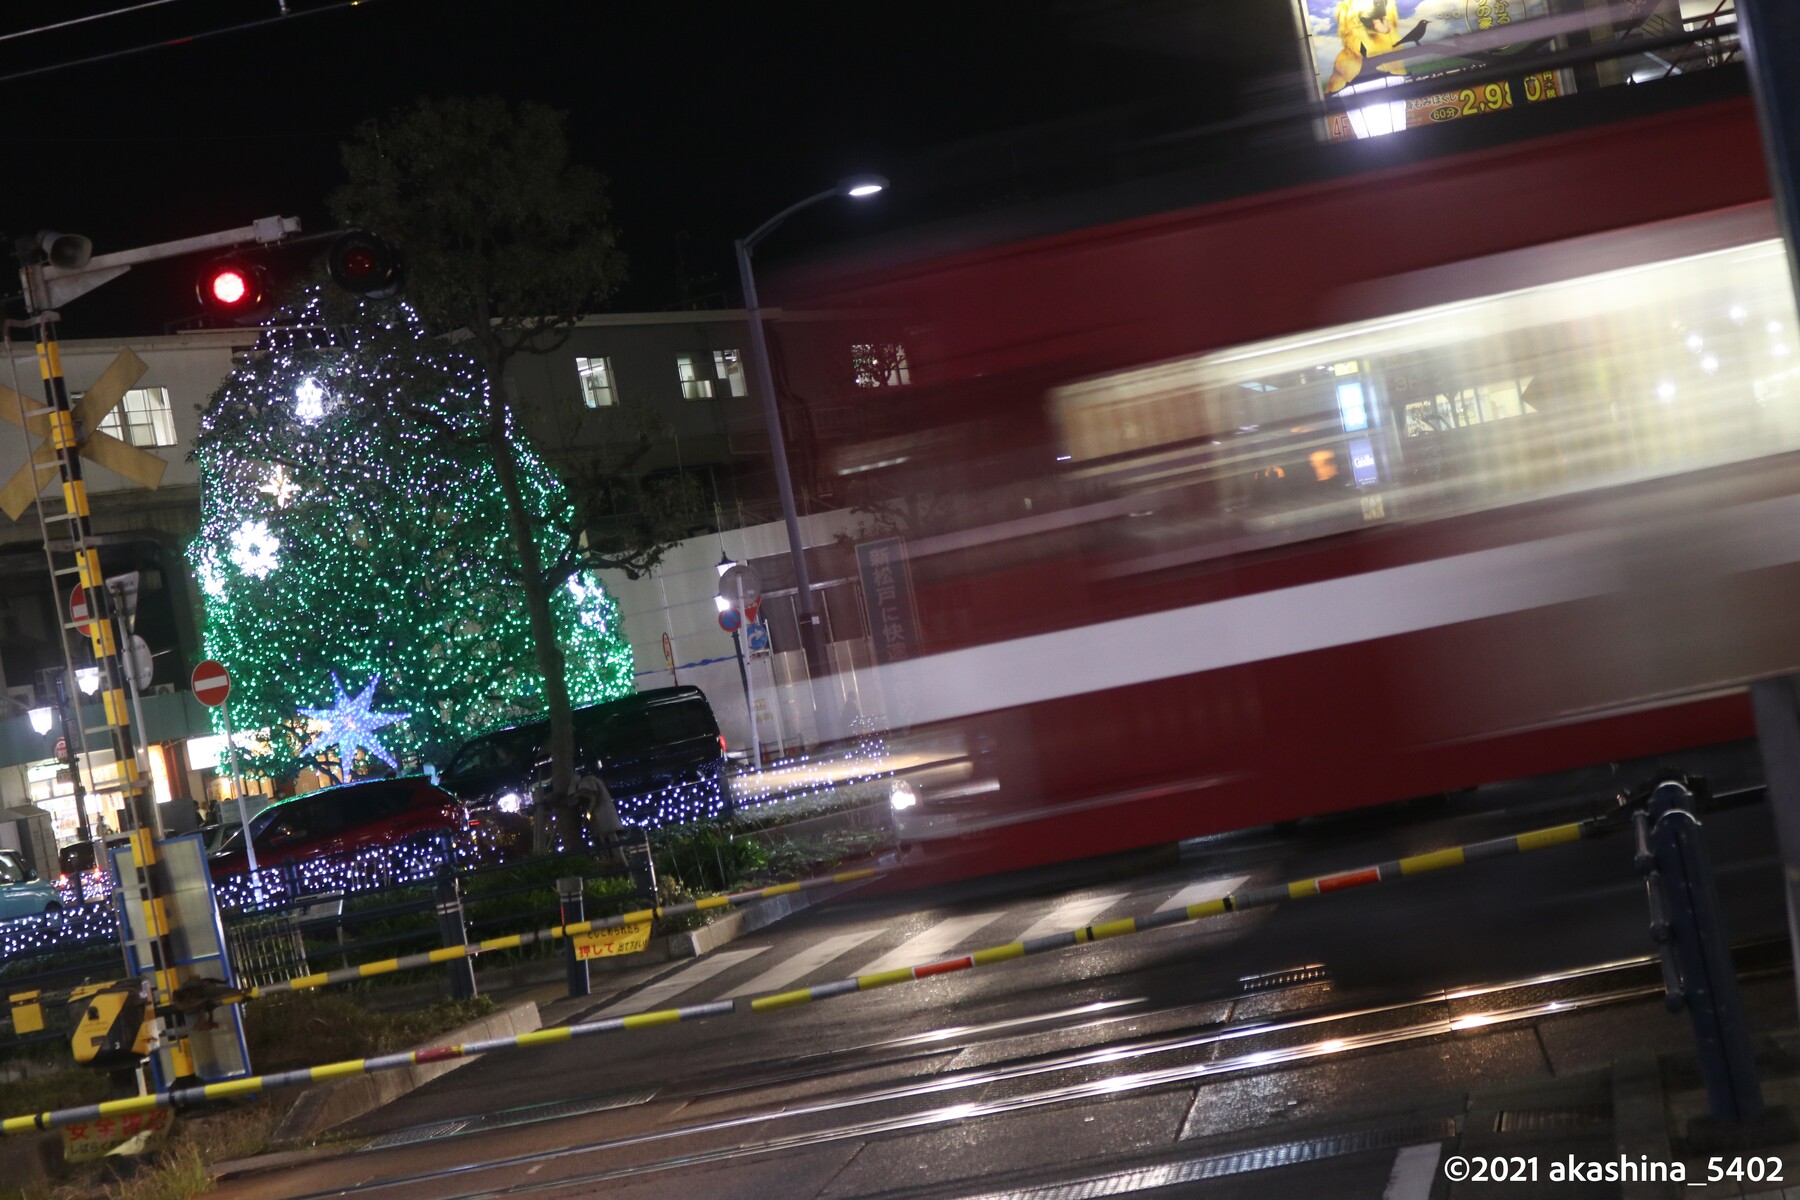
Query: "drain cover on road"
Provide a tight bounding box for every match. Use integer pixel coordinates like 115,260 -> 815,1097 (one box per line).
961,1118 -> 1460,1198
1492,1104 -> 1611,1134
1238,965 -> 1330,993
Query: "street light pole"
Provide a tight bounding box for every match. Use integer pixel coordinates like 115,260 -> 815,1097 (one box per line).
734,174 -> 887,747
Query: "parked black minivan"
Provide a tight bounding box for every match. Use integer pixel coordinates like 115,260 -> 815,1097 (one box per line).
441,687 -> 730,827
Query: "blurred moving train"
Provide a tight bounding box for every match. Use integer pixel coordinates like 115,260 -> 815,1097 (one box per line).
772,82 -> 1797,878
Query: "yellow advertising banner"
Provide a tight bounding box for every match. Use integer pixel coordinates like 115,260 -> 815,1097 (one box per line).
573,921 -> 653,961
62,1108 -> 174,1162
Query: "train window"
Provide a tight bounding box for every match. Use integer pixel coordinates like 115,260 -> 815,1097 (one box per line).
1050,237 -> 1800,561
853,343 -> 912,388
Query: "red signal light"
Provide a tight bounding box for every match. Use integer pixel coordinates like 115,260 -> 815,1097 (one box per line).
341,246 -> 377,279
197,257 -> 267,319
327,230 -> 403,298
209,269 -> 249,306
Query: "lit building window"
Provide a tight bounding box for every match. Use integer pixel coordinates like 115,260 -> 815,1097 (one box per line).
853,343 -> 911,388
713,349 -> 747,397
95,387 -> 177,448
677,353 -> 714,400
576,356 -> 618,408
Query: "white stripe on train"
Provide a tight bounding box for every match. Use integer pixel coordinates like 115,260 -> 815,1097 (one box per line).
871,488 -> 1800,727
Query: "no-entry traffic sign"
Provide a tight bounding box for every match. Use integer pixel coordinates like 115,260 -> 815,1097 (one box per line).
191,660 -> 232,707
69,585 -> 90,636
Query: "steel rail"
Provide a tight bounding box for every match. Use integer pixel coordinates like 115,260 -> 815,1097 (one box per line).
270,954 -> 1711,1199
1,817 -> 1602,1136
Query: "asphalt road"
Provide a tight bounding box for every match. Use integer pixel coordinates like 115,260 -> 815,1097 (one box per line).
206,742 -> 1796,1200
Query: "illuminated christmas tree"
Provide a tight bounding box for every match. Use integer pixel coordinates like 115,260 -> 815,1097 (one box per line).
187,290 -> 634,782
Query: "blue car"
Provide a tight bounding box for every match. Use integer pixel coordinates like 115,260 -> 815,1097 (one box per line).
0,848 -> 62,922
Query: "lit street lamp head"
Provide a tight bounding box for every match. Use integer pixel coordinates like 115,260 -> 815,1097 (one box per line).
735,172 -> 890,748
840,174 -> 889,198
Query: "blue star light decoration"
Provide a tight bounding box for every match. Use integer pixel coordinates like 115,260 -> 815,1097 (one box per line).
299,673 -> 410,773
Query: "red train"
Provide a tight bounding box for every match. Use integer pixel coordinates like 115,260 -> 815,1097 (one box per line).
773,89 -> 1794,880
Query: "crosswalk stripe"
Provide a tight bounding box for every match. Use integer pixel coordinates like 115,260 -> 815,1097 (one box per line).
1155,875 -> 1250,913
856,912 -> 1007,975
598,947 -> 769,1015
720,929 -> 884,999
1017,893 -> 1126,942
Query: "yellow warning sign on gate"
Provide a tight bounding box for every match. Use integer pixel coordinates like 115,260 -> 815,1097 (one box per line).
573,921 -> 652,960
62,1107 -> 174,1162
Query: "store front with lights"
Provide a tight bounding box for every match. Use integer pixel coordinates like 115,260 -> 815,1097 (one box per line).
23,740 -> 202,845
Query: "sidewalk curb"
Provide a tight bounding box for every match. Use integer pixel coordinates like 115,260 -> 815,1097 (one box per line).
268,999 -> 542,1145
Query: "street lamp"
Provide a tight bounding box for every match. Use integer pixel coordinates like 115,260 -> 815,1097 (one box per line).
735,174 -> 888,746
27,671 -> 93,841
717,550 -> 760,767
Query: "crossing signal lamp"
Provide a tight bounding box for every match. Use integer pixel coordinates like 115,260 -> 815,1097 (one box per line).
197,257 -> 267,319
327,230 -> 403,298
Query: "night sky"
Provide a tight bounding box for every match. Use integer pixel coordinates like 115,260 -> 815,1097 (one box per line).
1,0 -> 1297,336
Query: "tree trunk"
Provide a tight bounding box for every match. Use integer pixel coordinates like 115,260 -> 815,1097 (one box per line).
486,426 -> 576,854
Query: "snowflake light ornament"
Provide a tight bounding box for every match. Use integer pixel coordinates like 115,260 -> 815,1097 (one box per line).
294,377 -> 327,423
259,464 -> 300,509
299,673 -> 410,773
229,519 -> 281,578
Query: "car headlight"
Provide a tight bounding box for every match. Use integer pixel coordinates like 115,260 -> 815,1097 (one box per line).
889,781 -> 917,812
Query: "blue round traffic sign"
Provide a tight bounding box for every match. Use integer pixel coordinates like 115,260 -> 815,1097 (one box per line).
718,608 -> 743,633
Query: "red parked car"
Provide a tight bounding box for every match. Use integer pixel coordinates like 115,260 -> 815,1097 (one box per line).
207,777 -> 468,878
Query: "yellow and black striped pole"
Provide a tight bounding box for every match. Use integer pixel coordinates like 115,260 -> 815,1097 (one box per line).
1,816 -> 1602,1136
20,264 -> 190,1076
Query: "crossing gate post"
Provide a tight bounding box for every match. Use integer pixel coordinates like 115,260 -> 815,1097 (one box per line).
557,876 -> 589,999
1634,778 -> 1777,1136
433,871 -> 477,1000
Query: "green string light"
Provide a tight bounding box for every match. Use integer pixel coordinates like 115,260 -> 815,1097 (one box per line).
186,290 -> 635,781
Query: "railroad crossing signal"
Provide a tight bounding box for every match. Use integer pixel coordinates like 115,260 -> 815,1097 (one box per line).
196,258 -> 269,320
327,230 -> 404,298
0,347 -> 165,520
191,660 -> 232,707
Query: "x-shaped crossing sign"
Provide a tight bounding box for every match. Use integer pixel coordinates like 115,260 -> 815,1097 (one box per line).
0,348 -> 166,520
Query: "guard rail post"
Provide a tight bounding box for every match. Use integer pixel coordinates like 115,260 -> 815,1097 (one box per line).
629,828 -> 657,902
1633,778 -> 1773,1137
557,876 -> 589,999
433,870 -> 477,1000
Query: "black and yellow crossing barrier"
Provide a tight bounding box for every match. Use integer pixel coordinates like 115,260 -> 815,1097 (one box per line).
1,817 -> 1602,1136
0,864 -> 888,1055
246,865 -> 884,998
748,819 -> 1592,1011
